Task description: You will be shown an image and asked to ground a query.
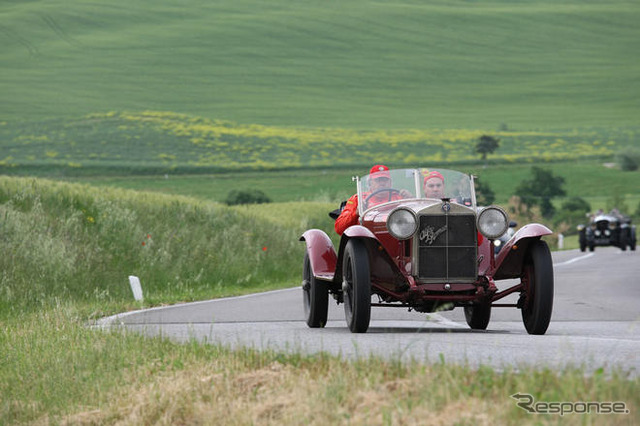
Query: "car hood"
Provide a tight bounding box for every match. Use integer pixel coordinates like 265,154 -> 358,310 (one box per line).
362,199 -> 473,223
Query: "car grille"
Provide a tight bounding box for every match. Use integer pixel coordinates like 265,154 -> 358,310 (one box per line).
416,213 -> 477,282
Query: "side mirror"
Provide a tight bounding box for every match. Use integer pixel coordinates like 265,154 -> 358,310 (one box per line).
328,200 -> 347,220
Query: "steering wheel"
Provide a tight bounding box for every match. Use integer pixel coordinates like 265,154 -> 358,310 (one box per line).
364,188 -> 401,209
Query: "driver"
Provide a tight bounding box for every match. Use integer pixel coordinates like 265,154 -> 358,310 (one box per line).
335,165 -> 406,235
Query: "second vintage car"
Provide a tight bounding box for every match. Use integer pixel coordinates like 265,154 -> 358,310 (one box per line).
301,168 -> 554,335
577,212 -> 637,252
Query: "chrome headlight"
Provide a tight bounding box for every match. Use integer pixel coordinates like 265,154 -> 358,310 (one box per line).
477,206 -> 509,239
387,208 -> 417,240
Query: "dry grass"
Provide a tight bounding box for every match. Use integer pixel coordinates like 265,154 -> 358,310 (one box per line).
14,334 -> 636,426
48,359 -> 514,426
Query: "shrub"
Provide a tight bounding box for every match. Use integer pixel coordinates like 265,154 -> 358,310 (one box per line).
560,197 -> 591,214
514,167 -> 566,218
224,189 -> 272,206
554,197 -> 591,235
474,179 -> 495,205
616,147 -> 640,171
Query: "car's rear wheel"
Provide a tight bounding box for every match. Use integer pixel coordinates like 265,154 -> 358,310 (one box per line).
342,239 -> 371,333
464,303 -> 491,330
521,240 -> 554,335
302,252 -> 328,328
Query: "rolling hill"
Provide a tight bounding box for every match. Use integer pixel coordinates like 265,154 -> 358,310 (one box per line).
2,0 -> 639,129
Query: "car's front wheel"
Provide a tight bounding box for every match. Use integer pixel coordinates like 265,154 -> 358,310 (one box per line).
302,252 -> 328,328
521,240 -> 554,335
620,230 -> 629,251
342,239 -> 371,333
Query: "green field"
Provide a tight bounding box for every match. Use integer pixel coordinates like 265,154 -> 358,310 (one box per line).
2,0 -> 639,129
1,111 -> 638,173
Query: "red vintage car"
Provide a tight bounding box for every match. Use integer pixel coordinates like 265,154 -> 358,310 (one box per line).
301,168 -> 554,334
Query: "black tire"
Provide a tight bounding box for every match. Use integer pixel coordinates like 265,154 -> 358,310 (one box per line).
579,232 -> 586,252
521,240 -> 554,335
302,252 -> 328,328
464,303 -> 491,330
620,231 -> 629,251
342,239 -> 371,333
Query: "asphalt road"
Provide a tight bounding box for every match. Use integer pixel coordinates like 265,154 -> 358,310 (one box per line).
98,247 -> 640,375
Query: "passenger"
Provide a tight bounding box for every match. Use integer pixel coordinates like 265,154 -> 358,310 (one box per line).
423,170 -> 445,199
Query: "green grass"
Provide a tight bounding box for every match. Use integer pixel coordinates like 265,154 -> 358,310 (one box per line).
0,176 -> 336,318
2,0 -> 639,129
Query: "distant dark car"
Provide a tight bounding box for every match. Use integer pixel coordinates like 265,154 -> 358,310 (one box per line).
578,214 -> 636,252
301,168 -> 555,335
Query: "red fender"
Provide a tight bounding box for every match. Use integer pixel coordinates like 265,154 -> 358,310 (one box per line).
335,225 -> 405,288
492,223 -> 553,279
343,224 -> 378,240
337,225 -> 381,270
300,229 -> 337,281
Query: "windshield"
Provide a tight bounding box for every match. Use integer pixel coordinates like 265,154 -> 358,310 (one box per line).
356,168 -> 475,214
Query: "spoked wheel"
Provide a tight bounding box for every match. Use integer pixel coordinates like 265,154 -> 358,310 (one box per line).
464,302 -> 491,330
302,252 -> 328,328
342,239 -> 371,333
520,240 -> 554,335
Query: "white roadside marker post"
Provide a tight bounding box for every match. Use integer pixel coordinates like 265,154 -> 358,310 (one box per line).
128,275 -> 144,301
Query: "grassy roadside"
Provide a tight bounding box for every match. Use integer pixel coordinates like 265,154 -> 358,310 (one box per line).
2,307 -> 637,425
